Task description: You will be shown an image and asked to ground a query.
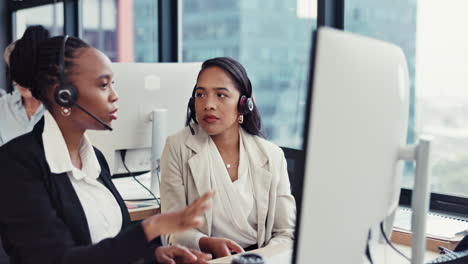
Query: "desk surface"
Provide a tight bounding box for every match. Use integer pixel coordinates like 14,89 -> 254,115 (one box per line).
127,204 -> 160,221
207,242 -> 440,264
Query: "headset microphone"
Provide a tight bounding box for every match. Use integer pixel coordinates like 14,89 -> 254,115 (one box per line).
55,87 -> 113,131
56,35 -> 113,131
75,104 -> 113,131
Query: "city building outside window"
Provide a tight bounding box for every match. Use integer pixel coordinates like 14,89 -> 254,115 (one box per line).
81,0 -> 158,62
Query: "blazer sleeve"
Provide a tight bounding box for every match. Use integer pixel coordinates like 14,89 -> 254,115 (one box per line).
160,135 -> 207,250
0,130 -> 4,147
0,147 -> 153,264
267,149 -> 296,246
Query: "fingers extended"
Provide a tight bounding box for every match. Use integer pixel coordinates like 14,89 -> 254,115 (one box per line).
226,240 -> 244,253
189,249 -> 212,262
191,191 -> 215,208
185,191 -> 214,216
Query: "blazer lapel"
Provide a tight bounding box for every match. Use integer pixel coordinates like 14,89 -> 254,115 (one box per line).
241,130 -> 272,247
99,169 -> 131,227
185,128 -> 213,235
252,166 -> 271,247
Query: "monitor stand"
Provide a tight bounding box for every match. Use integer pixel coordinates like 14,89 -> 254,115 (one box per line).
398,137 -> 432,264
150,109 -> 168,199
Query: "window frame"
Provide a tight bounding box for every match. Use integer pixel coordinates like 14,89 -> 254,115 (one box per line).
1,1 -> 12,91
7,0 -> 174,62
8,0 -> 76,39
8,0 -> 58,11
400,188 -> 468,216
158,0 -> 178,62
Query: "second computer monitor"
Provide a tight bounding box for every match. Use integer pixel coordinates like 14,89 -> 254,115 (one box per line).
86,62 -> 202,174
294,27 -> 410,263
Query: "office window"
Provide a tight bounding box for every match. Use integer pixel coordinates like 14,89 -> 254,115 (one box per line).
81,0 -> 158,62
345,0 -> 468,198
182,0 -> 317,149
14,2 -> 64,40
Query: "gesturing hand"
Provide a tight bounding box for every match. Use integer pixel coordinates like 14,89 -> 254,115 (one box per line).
142,191 -> 215,241
199,237 -> 244,259
155,245 -> 212,264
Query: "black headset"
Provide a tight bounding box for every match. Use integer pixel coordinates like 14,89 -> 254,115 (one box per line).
53,35 -> 112,131
237,94 -> 254,115
54,35 -> 78,108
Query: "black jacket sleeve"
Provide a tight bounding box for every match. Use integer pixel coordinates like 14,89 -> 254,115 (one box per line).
0,141 -> 159,264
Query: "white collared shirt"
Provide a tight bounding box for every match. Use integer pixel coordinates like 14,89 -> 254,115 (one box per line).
0,88 -> 44,146
42,111 -> 123,244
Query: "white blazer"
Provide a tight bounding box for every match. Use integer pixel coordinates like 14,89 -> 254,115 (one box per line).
160,125 -> 296,250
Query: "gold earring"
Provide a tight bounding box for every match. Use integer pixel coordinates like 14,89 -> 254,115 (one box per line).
238,115 -> 244,124
61,107 -> 71,117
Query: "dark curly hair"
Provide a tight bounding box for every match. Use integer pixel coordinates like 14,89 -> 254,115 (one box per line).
9,25 -> 90,109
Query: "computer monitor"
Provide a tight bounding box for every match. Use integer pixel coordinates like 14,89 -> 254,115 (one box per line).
86,62 -> 202,175
293,27 -> 410,263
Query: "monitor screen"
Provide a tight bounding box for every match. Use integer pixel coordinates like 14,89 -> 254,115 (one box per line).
293,27 -> 410,263
86,62 -> 202,175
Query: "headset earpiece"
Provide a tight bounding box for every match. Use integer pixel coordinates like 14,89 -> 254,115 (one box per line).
188,97 -> 195,116
186,85 -> 199,135
238,95 -> 254,115
54,35 -> 79,108
186,96 -> 196,135
188,85 -> 197,123
54,83 -> 78,107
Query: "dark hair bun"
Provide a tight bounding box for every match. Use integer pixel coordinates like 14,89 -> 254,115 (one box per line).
9,25 -> 50,88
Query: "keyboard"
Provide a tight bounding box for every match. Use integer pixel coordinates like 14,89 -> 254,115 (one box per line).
429,248 -> 468,263
394,207 -> 468,240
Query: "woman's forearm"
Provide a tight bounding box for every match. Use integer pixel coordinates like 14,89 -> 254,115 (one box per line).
142,215 -> 162,242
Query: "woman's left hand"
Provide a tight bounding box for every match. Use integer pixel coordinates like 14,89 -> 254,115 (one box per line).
155,245 -> 212,264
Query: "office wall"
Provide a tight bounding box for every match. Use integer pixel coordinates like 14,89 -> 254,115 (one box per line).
0,0 -> 8,93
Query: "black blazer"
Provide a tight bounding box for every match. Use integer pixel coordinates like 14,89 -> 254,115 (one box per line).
0,118 -> 159,264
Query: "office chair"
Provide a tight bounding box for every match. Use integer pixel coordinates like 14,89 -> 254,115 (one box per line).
0,238 -> 10,264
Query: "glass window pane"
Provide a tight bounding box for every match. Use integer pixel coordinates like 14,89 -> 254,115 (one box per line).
415,0 -> 468,198
81,0 -> 158,62
345,0 -> 468,198
14,3 -> 64,39
182,0 -> 317,149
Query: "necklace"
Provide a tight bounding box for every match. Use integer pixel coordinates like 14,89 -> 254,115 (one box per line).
225,160 -> 238,169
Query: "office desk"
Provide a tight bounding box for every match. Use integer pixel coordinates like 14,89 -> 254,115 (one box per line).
127,204 -> 160,221
207,242 -> 440,264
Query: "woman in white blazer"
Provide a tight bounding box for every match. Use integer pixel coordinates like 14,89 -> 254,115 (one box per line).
160,57 -> 296,259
